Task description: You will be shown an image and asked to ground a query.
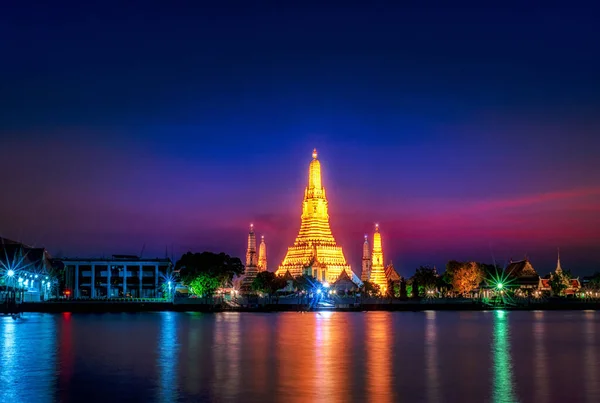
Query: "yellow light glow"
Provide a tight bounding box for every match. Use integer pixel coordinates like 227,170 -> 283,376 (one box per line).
258,235 -> 268,272
276,149 -> 354,283
370,224 -> 387,293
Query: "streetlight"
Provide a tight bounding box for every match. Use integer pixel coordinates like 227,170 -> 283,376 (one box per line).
7,269 -> 15,277
496,283 -> 503,290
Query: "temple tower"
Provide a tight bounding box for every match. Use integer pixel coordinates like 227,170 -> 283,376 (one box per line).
242,224 -> 258,290
361,234 -> 372,282
258,235 -> 267,272
555,248 -> 562,274
246,224 -> 257,267
369,224 -> 388,293
276,149 -> 354,283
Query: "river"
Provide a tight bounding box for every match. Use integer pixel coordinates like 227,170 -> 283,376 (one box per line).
1,310 -> 598,402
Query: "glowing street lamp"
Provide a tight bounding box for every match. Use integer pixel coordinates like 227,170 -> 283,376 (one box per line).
496,283 -> 503,290
322,282 -> 330,288
7,269 -> 15,277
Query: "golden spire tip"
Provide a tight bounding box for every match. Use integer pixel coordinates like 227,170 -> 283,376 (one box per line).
312,148 -> 318,159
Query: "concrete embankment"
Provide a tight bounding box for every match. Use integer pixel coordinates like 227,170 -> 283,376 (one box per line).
16,300 -> 600,313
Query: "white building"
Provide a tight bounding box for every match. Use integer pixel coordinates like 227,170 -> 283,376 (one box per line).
62,255 -> 172,298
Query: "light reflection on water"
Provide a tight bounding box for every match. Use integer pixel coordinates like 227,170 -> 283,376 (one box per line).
157,312 -> 178,403
491,310 -> 517,403
425,311 -> 441,403
533,311 -> 550,403
0,314 -> 56,403
0,311 -> 599,403
584,311 -> 599,402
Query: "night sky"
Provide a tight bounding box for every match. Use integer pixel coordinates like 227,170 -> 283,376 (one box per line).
1,1 -> 599,276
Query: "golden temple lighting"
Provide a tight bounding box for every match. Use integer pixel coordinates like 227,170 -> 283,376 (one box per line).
258,235 -> 267,272
276,149 -> 354,282
369,224 -> 387,293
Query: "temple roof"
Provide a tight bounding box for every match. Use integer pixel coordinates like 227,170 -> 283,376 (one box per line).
331,270 -> 358,291
506,259 -> 538,278
283,270 -> 294,281
385,264 -> 401,281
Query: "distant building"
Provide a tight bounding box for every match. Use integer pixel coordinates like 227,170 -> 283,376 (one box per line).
505,259 -> 540,292
240,224 -> 259,291
368,224 -> 388,293
361,235 -> 371,282
505,254 -> 581,296
61,255 -> 172,298
258,235 -> 268,272
276,149 -> 355,282
0,237 -> 59,301
538,252 -> 581,295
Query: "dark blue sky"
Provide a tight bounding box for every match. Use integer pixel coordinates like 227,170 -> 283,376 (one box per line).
1,1 -> 599,275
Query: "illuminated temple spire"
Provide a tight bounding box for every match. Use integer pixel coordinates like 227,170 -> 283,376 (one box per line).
276,149 -> 354,283
555,248 -> 562,274
370,224 -> 387,293
361,234 -> 372,282
242,224 -> 258,289
258,235 -> 267,272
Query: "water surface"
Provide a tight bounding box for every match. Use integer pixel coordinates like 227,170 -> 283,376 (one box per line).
1,310 -> 598,402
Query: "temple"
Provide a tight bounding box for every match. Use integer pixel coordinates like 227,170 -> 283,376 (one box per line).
241,224 -> 258,290
368,224 -> 388,293
276,149 -> 354,283
538,250 -> 582,295
361,235 -> 371,282
258,235 -> 267,272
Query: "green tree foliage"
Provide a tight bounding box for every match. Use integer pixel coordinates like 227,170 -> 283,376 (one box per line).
399,281 -> 407,298
175,251 -> 244,290
411,279 -> 420,298
188,272 -> 221,297
387,280 -> 400,298
412,266 -> 438,289
443,260 -> 463,285
293,274 -> 320,292
588,272 -> 600,290
362,280 -> 381,297
252,271 -> 288,294
549,270 -> 572,296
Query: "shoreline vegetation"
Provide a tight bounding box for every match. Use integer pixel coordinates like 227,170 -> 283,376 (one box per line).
12,298 -> 600,314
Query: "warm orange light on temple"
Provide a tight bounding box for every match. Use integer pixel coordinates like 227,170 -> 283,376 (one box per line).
258,235 -> 267,272
276,149 -> 354,282
370,224 -> 387,293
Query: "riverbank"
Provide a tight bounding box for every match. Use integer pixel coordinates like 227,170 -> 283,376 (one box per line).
11,299 -> 600,313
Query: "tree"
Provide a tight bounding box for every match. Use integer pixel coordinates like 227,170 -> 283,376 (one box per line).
387,280 -> 400,298
452,262 -> 484,296
361,281 -> 381,297
176,251 -> 244,289
252,271 -> 276,293
443,260 -> 463,285
549,270 -> 572,296
188,272 -> 221,297
588,272 -> 600,290
399,280 -> 407,298
293,274 -> 320,292
412,266 -> 438,290
252,271 -> 287,295
411,279 -> 420,298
